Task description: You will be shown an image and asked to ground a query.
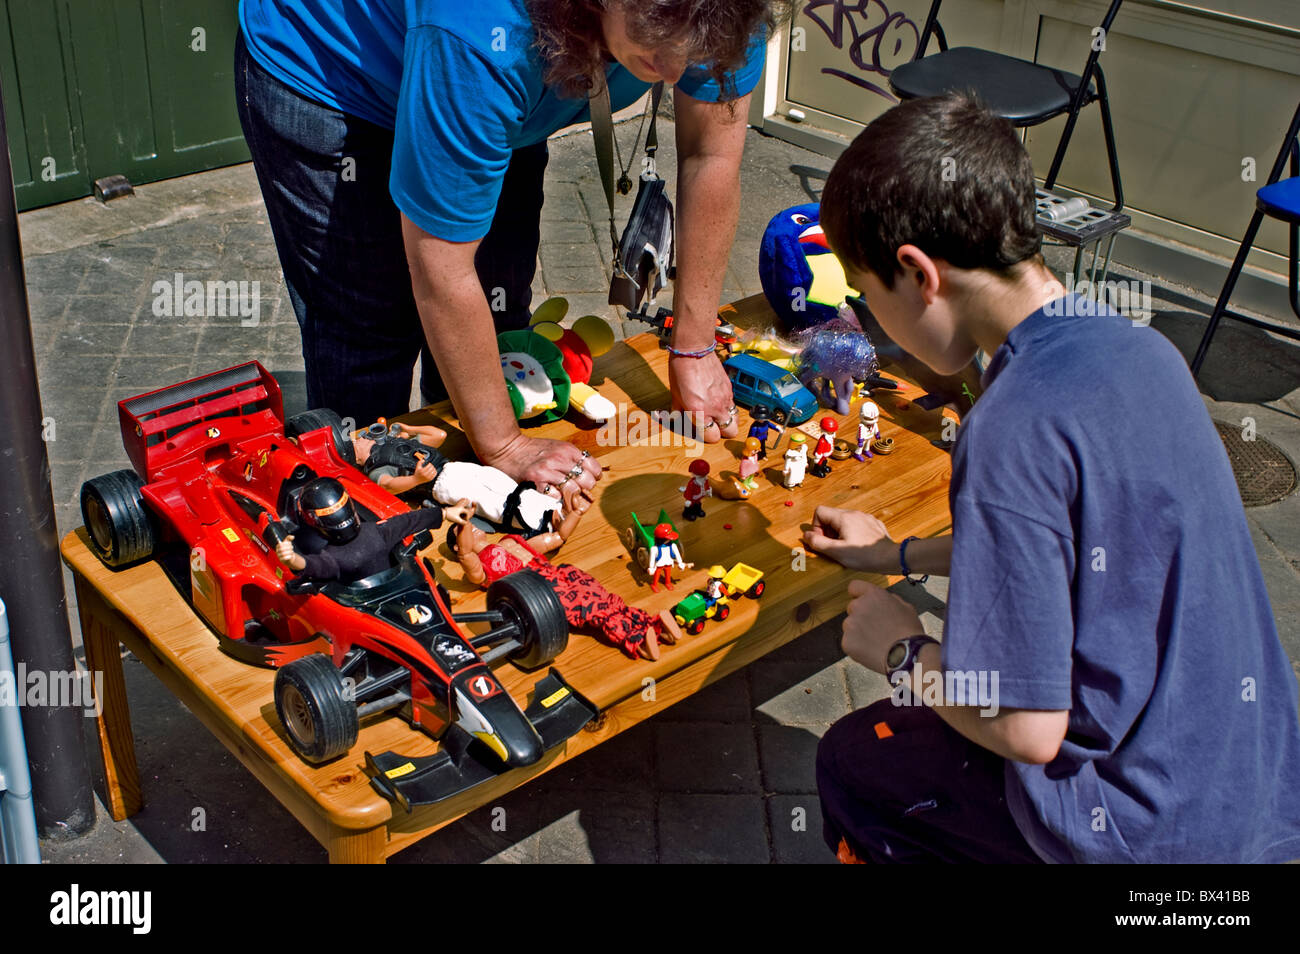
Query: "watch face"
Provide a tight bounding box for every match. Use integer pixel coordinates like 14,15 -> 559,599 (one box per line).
887,641 -> 909,670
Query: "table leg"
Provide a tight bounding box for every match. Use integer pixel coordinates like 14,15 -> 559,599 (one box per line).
326,823 -> 387,864
75,576 -> 143,821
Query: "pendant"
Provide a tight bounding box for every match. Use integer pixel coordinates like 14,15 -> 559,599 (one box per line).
617,174 -> 633,195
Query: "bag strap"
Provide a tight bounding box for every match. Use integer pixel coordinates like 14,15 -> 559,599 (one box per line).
590,80 -> 664,267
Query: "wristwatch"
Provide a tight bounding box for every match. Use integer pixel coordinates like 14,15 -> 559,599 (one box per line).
886,635 -> 939,681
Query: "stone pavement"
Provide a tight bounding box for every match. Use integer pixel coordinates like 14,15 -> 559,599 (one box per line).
20,111 -> 1300,863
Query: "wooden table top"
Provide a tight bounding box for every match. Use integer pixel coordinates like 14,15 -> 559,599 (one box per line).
62,300 -> 955,837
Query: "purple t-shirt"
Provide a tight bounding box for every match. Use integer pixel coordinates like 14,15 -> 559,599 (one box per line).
944,294 -> 1300,862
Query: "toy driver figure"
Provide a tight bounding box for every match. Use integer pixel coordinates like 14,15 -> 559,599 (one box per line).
810,417 -> 837,478
648,523 -> 691,592
747,405 -> 784,460
275,476 -> 472,584
704,565 -> 727,604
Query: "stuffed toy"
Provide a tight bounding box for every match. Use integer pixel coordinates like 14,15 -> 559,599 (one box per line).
498,297 -> 618,424
759,203 -> 857,334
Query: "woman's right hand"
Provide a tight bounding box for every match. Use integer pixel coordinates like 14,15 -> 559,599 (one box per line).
803,506 -> 897,573
479,432 -> 602,496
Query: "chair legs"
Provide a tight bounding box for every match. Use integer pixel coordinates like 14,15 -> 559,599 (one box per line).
1189,209 -> 1267,377
1043,66 -> 1124,213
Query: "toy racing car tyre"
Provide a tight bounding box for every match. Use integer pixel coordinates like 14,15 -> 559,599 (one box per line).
487,570 -> 569,671
747,581 -> 766,599
772,409 -> 787,425
688,618 -> 706,636
80,470 -> 155,568
274,655 -> 359,764
286,408 -> 356,466
716,603 -> 731,621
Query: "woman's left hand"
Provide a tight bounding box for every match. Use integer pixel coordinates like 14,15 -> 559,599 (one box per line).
669,352 -> 739,443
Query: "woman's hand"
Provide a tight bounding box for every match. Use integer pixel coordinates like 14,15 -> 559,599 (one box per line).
669,352 -> 739,443
803,506 -> 897,573
479,433 -> 602,494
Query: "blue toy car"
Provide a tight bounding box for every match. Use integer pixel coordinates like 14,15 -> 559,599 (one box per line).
723,353 -> 818,425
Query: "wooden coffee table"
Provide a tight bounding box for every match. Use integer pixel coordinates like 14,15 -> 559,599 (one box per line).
63,314 -> 955,863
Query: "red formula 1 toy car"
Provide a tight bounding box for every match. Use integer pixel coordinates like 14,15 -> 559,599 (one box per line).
79,362 -> 596,809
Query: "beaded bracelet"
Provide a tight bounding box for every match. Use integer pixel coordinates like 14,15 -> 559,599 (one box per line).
666,343 -> 716,358
899,535 -> 929,585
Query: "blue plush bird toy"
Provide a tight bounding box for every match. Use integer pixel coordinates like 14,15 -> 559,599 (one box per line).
759,203 -> 857,333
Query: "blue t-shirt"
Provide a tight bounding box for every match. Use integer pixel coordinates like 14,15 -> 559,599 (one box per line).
944,295 -> 1300,863
239,0 -> 766,241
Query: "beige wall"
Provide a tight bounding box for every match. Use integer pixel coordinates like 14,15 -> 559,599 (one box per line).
753,0 -> 1300,307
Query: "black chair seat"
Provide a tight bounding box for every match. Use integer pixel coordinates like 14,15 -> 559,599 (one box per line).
890,47 -> 1095,125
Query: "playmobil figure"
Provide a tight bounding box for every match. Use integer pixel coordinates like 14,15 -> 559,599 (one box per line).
810,417 -> 838,478
747,405 -> 785,459
275,477 -> 473,584
351,418 -> 449,495
649,522 -> 691,592
855,401 -> 881,461
704,565 -> 727,602
783,433 -> 809,488
738,437 -> 762,491
449,520 -> 681,661
683,458 -> 713,521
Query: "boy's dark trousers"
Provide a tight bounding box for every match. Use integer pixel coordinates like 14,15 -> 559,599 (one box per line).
816,699 -> 1044,863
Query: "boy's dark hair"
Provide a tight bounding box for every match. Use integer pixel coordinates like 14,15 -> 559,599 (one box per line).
821,93 -> 1041,287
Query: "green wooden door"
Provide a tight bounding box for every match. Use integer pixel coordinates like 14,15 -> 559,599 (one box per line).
3,0 -> 249,211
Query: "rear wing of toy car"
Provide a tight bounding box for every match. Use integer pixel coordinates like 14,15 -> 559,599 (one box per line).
118,361 -> 284,481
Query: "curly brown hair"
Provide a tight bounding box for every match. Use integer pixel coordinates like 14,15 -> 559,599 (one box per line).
526,0 -> 790,100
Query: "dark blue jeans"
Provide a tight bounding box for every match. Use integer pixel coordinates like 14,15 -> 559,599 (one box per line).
816,699 -> 1045,863
234,30 -> 546,427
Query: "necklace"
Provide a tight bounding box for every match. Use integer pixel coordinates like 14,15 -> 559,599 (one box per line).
611,91 -> 653,195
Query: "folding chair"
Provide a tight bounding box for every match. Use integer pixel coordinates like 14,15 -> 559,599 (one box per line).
1189,101 -> 1300,378
889,0 -> 1125,213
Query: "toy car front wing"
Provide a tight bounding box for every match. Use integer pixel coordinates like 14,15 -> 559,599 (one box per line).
363,669 -> 598,812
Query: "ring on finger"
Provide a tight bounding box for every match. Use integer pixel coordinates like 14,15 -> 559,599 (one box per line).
556,476 -> 571,490
567,463 -> 584,479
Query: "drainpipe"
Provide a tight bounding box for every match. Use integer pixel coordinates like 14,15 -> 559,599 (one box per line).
0,76 -> 95,835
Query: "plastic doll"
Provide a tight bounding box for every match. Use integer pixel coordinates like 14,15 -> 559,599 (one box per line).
649,523 -> 692,592
429,458 -> 589,538
682,458 -> 713,521
351,418 -> 448,496
810,417 -> 838,478
783,433 -> 809,488
274,477 -> 472,584
738,437 -> 762,492
854,401 -> 881,462
747,405 -> 785,460
449,519 -> 682,661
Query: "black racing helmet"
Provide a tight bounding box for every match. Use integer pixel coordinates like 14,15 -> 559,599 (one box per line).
298,477 -> 360,545
751,404 -> 770,422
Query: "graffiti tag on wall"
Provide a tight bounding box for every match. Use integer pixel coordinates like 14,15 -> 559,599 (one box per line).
802,0 -> 922,102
